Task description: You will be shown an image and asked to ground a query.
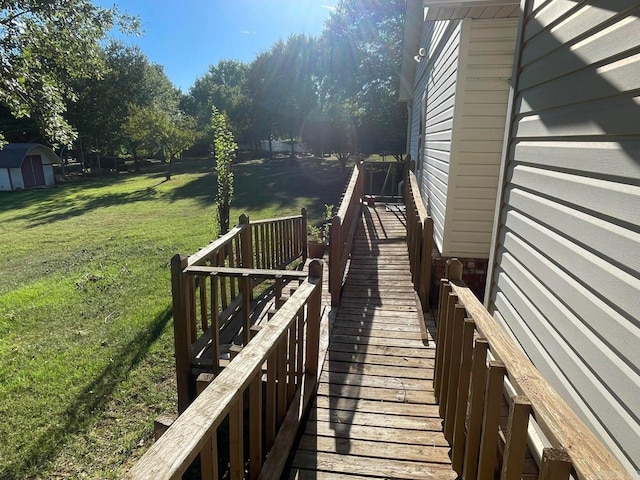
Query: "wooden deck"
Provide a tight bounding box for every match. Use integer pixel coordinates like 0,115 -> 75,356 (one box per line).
287,204 -> 457,479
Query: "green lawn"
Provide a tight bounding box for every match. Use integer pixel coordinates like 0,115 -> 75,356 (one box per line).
0,156 -> 351,479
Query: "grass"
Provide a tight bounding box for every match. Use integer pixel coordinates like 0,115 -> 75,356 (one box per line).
0,156 -> 352,479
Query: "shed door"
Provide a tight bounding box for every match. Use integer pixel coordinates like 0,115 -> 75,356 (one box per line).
21,155 -> 45,188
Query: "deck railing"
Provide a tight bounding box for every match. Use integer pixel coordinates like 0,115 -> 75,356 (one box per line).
126,261 -> 324,480
329,162 -> 364,306
435,260 -> 632,480
362,159 -> 405,201
172,211 -> 307,412
403,169 -> 433,310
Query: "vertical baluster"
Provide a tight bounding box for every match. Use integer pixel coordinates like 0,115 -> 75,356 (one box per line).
266,349 -> 276,450
452,319 -> 476,474
477,361 -> 506,479
501,395 -> 532,480
199,274 -> 208,331
444,304 -> 466,441
171,254 -> 191,413
462,338 -> 489,480
228,243 -> 237,300
305,260 -> 323,379
276,339 -> 287,426
434,279 -> 451,396
210,274 -> 220,374
296,307 -> 304,388
241,274 -> 251,346
197,373 -> 218,480
229,399 -> 243,480
438,292 -> 458,417
249,369 -> 263,480
287,319 -> 296,403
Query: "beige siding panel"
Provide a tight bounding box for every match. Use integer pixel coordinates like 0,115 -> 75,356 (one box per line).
466,65 -> 514,78
461,103 -> 510,117
452,209 -> 496,222
457,140 -> 504,153
455,186 -> 500,199
455,163 -> 501,176
456,174 -> 499,188
490,3 -> 640,471
460,127 -> 506,141
448,242 -> 491,257
459,115 -> 508,129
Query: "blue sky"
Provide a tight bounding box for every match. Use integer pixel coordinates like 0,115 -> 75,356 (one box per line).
98,0 -> 339,92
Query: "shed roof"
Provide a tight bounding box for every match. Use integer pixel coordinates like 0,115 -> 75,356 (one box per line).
0,143 -> 59,168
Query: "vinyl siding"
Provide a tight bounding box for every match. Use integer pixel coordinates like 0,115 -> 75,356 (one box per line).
489,1 -> 640,472
444,18 -> 518,258
416,20 -> 462,252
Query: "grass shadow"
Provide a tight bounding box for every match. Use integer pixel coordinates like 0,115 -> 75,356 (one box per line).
0,305 -> 173,479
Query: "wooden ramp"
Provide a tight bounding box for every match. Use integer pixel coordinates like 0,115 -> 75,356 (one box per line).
287,204 -> 456,479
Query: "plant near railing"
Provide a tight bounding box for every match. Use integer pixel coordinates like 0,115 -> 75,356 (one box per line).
212,106 -> 237,235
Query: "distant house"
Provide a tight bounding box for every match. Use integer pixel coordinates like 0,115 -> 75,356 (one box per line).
0,143 -> 61,191
401,0 -> 640,474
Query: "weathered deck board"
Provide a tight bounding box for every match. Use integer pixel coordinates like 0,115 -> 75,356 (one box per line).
286,204 -> 456,479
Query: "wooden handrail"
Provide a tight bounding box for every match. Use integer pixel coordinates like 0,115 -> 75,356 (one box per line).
329,162 -> 364,306
127,261 -> 324,480
435,259 -> 632,480
403,169 -> 433,309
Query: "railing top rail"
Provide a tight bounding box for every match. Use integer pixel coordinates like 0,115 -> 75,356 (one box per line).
448,279 -> 632,480
125,266 -> 322,480
251,214 -> 303,225
407,170 -> 429,224
187,222 -> 247,267
184,265 -> 307,280
336,162 -> 361,220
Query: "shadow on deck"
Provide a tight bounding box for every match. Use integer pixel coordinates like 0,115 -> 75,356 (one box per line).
287,204 -> 456,479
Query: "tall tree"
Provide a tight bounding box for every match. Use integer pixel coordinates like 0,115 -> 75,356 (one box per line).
0,1 -> 138,147
183,60 -> 250,151
122,105 -> 195,179
247,35 -> 318,158
67,41 -> 180,166
316,0 -> 407,158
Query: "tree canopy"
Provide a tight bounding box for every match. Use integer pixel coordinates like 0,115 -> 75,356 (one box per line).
0,0 -> 138,147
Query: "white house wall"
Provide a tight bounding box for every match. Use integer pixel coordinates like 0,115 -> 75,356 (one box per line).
488,1 -> 640,472
414,19 -> 462,253
444,18 -> 518,258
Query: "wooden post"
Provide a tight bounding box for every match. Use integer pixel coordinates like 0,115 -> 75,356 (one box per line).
478,361 -> 506,479
197,374 -> 218,480
438,292 -> 458,416
445,258 -> 463,282
199,274 -> 208,331
444,304 -> 466,442
452,319 -> 476,474
538,448 -> 572,480
305,260 -> 323,379
501,395 -> 532,480
171,254 -> 192,413
462,338 -> 489,480
433,279 -> 451,397
240,214 -> 253,269
296,307 -> 304,388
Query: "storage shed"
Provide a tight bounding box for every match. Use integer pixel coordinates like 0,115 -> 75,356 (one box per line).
0,143 -> 61,191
